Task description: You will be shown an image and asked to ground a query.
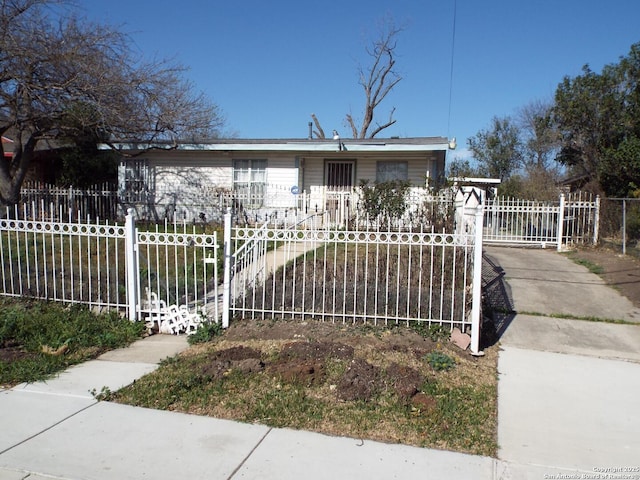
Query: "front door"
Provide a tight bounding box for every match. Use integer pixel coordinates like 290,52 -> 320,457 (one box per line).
324,160 -> 355,225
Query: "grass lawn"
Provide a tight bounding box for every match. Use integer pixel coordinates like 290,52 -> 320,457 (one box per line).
0,298 -> 144,387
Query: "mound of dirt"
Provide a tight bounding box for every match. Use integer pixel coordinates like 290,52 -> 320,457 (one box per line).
192,320 -> 454,406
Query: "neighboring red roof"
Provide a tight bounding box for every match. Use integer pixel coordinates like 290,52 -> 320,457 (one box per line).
2,136 -> 13,158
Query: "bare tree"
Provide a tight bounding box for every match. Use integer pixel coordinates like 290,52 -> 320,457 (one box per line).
312,19 -> 403,139
517,100 -> 561,172
0,0 -> 224,206
310,113 -> 326,140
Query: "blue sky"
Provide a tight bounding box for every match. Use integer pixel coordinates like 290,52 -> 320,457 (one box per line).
83,0 -> 640,160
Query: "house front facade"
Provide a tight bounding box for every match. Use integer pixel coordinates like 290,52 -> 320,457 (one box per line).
113,137 -> 451,223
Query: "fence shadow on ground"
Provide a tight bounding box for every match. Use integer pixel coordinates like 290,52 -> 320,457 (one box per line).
481,251 -> 516,347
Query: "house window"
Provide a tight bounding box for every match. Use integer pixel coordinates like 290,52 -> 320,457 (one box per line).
376,161 -> 408,183
233,159 -> 267,207
120,159 -> 151,203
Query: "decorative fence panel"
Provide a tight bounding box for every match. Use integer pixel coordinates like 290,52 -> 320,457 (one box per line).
135,220 -> 220,331
228,210 -> 485,353
0,206 -> 220,333
0,206 -> 127,309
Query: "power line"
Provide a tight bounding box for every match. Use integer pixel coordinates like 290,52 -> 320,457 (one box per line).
447,0 -> 457,138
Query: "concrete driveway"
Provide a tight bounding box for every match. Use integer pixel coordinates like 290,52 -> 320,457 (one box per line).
485,246 -> 640,477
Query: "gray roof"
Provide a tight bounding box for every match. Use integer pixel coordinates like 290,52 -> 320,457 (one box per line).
108,137 -> 451,153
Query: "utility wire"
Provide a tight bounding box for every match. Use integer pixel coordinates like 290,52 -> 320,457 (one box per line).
447,0 -> 457,138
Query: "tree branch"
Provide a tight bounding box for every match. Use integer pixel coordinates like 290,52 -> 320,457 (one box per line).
310,113 -> 326,139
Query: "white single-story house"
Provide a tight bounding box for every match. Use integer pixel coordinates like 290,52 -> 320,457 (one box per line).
111,136 -> 452,223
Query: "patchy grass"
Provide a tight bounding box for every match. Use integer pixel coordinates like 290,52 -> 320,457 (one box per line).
563,251 -> 604,275
0,299 -> 144,387
112,320 -> 498,456
519,310 -> 638,325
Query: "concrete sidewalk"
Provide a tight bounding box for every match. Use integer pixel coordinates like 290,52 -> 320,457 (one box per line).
486,246 -> 640,478
1,335 -> 498,480
2,246 -> 640,479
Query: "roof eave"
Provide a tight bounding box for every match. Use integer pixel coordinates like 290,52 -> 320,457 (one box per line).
101,138 -> 451,154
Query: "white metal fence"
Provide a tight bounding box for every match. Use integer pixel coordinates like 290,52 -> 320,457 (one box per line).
483,192 -> 600,249
0,208 -> 127,309
0,206 -> 220,334
0,204 -> 484,352
226,210 -> 485,353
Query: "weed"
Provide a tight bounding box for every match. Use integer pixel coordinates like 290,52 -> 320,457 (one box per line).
410,322 -> 450,342
564,253 -> 604,275
90,385 -> 113,401
425,351 -> 456,371
187,321 -> 223,345
427,324 -> 451,342
519,310 -> 636,325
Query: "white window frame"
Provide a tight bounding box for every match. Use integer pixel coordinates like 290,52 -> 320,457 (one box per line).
233,159 -> 267,208
119,159 -> 151,203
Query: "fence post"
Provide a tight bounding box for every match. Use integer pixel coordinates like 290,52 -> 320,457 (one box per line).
593,195 -> 601,245
124,208 -> 138,321
222,208 -> 232,328
470,206 -> 484,356
556,193 -> 565,251
622,199 -> 627,256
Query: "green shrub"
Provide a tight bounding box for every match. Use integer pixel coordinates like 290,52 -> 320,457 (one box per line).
359,179 -> 410,226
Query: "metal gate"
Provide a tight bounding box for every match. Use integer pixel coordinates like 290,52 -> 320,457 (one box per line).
132,218 -> 220,332
483,193 -> 600,249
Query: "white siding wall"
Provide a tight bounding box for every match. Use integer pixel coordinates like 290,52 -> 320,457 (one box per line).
300,153 -> 440,212
263,155 -> 298,208
122,151 -> 299,220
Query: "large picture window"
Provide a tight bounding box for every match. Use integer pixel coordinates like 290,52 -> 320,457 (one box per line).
233,159 -> 267,207
376,161 -> 408,183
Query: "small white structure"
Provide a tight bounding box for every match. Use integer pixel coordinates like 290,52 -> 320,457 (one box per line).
449,177 -> 501,234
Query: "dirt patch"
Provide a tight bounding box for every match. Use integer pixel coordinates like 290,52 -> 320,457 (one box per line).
115,319 -> 499,455
336,358 -> 381,401
569,246 -> 640,308
200,346 -> 264,380
278,340 -> 354,361
386,362 -> 423,400
0,345 -> 34,363
197,328 -> 431,403
0,339 -> 36,365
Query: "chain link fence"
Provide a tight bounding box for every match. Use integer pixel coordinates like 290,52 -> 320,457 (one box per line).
598,198 -> 640,256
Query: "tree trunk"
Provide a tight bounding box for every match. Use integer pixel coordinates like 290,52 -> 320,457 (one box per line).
0,136 -> 36,206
